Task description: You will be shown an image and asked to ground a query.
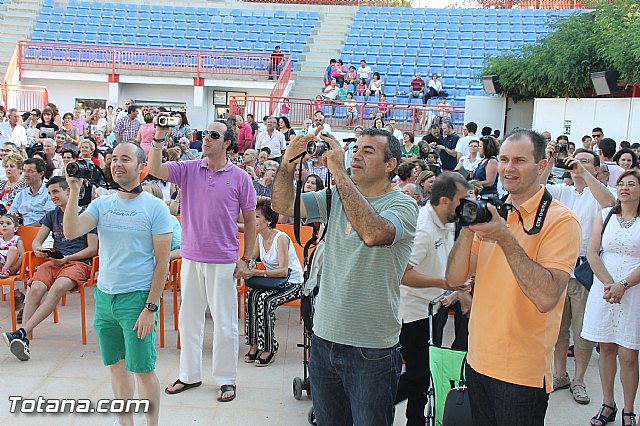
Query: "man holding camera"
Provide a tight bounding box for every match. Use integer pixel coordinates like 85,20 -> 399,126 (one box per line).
148,119 -> 256,403
446,129 -> 581,425
541,144 -> 615,405
63,141 -> 173,426
272,130 -> 418,425
3,176 -> 98,361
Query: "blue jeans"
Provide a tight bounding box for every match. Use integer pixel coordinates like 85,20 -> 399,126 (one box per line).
466,364 -> 548,426
310,335 -> 402,426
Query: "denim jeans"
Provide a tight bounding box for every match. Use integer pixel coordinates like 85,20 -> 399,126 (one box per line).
310,335 -> 402,426
466,364 -> 548,426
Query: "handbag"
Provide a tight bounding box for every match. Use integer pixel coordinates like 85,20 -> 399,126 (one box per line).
574,209 -> 614,291
245,269 -> 291,291
441,355 -> 472,426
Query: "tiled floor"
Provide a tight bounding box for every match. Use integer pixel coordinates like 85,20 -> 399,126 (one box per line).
0,287 -> 625,425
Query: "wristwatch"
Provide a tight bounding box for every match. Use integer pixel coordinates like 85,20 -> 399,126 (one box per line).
619,279 -> 630,290
144,302 -> 158,312
240,256 -> 257,270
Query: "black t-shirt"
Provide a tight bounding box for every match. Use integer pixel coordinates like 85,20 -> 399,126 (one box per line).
40,206 -> 97,264
36,123 -> 59,138
250,122 -> 259,136
440,133 -> 460,170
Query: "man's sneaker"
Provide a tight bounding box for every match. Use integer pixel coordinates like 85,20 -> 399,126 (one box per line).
570,381 -> 590,405
9,338 -> 30,361
2,330 -> 23,346
552,372 -> 571,391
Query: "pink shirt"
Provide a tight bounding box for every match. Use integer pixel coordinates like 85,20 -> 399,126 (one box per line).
237,123 -> 254,153
139,123 -> 155,157
167,159 -> 256,264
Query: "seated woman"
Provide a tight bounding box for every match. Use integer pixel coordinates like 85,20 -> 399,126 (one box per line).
244,199 -> 304,366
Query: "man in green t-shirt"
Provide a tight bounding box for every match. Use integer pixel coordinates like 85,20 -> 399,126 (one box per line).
272,129 -> 418,426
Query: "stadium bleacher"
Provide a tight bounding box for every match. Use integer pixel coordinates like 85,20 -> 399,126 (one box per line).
342,7 -> 584,108
30,0 -> 320,67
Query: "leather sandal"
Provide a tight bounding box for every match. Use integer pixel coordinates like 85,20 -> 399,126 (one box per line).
217,384 -> 236,402
591,403 -> 617,426
164,379 -> 202,395
622,410 -> 637,426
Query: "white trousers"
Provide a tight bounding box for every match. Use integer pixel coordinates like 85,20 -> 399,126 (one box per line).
178,259 -> 238,387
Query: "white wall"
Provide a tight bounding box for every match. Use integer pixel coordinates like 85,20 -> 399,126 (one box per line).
533,98 -> 640,143
464,95 -> 535,136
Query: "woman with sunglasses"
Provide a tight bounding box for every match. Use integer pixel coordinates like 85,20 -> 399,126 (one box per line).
61,112 -> 80,150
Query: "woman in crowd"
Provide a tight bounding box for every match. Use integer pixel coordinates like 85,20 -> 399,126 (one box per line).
582,169 -> 640,426
454,138 -> 481,178
243,199 -> 304,367
46,103 -> 61,127
30,151 -> 55,180
344,92 -> 359,127
137,112 -> 156,158
253,160 -> 279,198
0,106 -> 6,123
278,116 -> 296,143
303,174 -> 325,194
377,94 -> 390,118
367,72 -> 383,98
0,153 -> 27,207
474,136 -> 499,196
78,139 -> 103,168
371,117 -> 385,130
96,109 -> 108,134
55,149 -> 77,177
397,162 -> 418,189
85,108 -> 100,130
170,111 -> 193,143
24,109 -> 41,148
35,108 -> 59,144
613,148 -> 638,171
337,82 -> 349,101
332,59 -> 346,87
401,131 -> 419,163
61,112 -> 80,149
416,170 -> 436,205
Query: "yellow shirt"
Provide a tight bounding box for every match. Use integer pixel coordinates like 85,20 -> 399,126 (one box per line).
470,186 -> 581,392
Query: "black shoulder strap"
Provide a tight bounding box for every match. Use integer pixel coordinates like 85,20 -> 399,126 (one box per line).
602,208 -> 614,236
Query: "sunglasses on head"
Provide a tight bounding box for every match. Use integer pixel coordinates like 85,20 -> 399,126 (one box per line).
202,130 -> 221,139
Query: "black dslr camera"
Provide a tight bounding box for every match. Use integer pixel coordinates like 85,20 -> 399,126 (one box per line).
306,132 -> 332,157
456,195 -> 509,226
66,158 -> 98,179
554,143 -> 573,169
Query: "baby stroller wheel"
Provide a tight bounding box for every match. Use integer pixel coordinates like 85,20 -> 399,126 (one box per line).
307,407 -> 316,425
293,377 -> 304,400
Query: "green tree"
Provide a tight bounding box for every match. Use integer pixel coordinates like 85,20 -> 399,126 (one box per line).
482,0 -> 640,101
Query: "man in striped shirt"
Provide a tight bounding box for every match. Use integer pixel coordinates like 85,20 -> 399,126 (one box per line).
113,105 -> 141,145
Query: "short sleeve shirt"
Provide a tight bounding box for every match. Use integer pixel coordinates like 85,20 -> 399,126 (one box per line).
86,192 -> 173,294
166,159 -> 256,264
302,188 -> 418,348
468,186 -> 581,392
41,206 -> 97,264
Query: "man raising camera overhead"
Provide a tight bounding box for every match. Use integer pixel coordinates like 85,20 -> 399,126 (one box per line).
446,129 -> 581,426
272,130 -> 418,426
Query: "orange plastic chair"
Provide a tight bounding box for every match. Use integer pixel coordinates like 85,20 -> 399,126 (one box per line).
0,226 -> 41,331
276,224 -> 312,316
139,165 -> 148,183
159,258 -> 181,348
77,256 -> 99,345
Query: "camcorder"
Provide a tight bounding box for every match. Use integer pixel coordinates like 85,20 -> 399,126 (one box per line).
554,143 -> 572,169
66,158 -> 98,180
157,116 -> 180,128
456,195 -> 509,226
306,132 -> 332,157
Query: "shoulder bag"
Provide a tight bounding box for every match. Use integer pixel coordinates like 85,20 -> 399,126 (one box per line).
574,208 -> 615,291
441,355 -> 472,426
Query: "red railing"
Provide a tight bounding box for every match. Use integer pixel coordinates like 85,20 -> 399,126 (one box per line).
268,57 -> 293,116
17,41 -> 293,80
0,85 -> 49,112
240,96 -> 465,133
477,0 -> 585,8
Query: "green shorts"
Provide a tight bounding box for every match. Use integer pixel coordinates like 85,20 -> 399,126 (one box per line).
94,288 -> 158,373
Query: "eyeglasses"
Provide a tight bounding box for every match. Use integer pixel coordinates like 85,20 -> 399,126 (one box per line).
616,182 -> 638,189
592,134 -> 602,138
201,130 -> 221,140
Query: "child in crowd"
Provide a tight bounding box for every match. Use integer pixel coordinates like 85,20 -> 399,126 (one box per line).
0,214 -> 24,278
346,66 -> 358,86
356,78 -> 367,97
281,99 -> 290,117
313,95 -> 323,111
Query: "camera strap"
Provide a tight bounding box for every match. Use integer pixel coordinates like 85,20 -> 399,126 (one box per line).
506,188 -> 553,235
291,155 -> 331,249
112,182 -> 143,194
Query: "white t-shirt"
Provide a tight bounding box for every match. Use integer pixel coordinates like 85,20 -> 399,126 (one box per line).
256,130 -> 287,158
400,203 -> 454,323
455,135 -> 477,158
546,183 -> 602,258
357,65 -> 372,80
305,123 -> 332,136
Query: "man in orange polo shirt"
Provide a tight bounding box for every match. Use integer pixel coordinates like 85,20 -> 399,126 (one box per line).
446,129 -> 581,425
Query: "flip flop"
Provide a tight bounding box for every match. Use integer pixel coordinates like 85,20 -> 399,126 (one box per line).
164,379 -> 202,395
217,384 -> 236,402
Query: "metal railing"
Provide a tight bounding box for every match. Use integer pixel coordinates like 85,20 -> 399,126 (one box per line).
0,85 -> 49,112
242,0 -> 407,5
239,96 -> 465,133
17,41 -> 293,80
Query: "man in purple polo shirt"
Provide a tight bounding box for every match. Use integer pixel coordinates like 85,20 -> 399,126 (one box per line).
147,119 -> 257,403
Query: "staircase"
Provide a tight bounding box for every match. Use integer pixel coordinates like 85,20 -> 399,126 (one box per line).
288,8 -> 357,99
0,0 -> 42,79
